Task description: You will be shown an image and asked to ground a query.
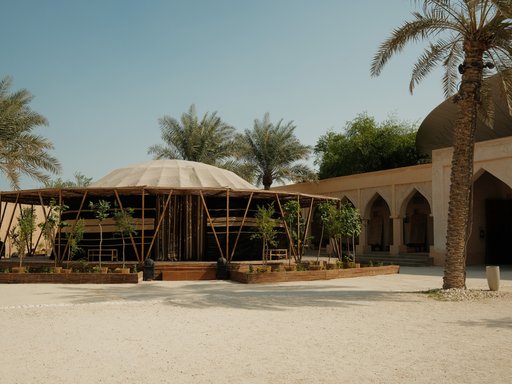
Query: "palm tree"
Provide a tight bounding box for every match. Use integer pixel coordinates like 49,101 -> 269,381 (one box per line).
371,1 -> 512,289
0,76 -> 61,189
148,104 -> 235,165
235,113 -> 316,190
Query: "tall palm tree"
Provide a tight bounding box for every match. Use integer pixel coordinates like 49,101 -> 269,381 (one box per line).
0,76 -> 61,189
235,113 -> 315,190
371,0 -> 512,289
148,104 -> 236,165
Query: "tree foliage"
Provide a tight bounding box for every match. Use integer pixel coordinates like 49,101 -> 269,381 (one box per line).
44,172 -> 92,188
315,113 -> 427,179
234,113 -> 316,189
148,104 -> 235,165
251,203 -> 278,263
0,76 -> 61,189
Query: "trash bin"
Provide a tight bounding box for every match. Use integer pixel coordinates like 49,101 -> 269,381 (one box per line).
216,256 -> 229,280
486,265 -> 500,291
143,258 -> 155,281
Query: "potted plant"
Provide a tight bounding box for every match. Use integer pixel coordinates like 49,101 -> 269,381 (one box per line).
251,203 -> 278,266
38,199 -> 68,270
113,206 -> 136,274
89,200 -> 111,273
10,208 -> 37,273
64,219 -> 86,272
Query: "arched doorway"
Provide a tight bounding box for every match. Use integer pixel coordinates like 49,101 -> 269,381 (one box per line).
470,171 -> 512,265
403,191 -> 433,253
366,195 -> 392,252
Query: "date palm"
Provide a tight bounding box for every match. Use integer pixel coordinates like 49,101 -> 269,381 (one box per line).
235,113 -> 315,190
371,0 -> 512,289
0,76 -> 61,189
148,104 -> 235,165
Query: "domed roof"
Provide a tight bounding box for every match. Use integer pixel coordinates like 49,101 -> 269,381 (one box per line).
417,74 -> 512,155
90,160 -> 255,189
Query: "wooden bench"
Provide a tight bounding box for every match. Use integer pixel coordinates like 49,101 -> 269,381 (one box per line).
267,248 -> 288,260
88,249 -> 118,262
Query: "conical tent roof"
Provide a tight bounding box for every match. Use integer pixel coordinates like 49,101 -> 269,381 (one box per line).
90,159 -> 255,189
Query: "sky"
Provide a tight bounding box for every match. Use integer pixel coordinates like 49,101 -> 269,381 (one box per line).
0,0 -> 446,190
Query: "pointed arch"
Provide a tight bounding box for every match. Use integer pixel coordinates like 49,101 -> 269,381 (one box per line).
365,193 -> 393,252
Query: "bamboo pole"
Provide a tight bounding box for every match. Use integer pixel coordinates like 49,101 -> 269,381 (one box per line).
141,188 -> 145,261
230,192 -> 253,262
275,194 -> 297,260
302,197 -> 315,252
2,193 -> 20,257
57,190 -> 62,262
145,191 -> 173,260
226,189 -> 230,261
199,191 -> 224,259
114,189 -> 141,262
61,190 -> 88,264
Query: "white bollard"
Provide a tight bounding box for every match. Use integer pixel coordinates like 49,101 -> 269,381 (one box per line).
486,266 -> 500,291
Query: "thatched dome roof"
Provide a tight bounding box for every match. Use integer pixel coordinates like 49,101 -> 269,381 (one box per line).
90,160 -> 255,189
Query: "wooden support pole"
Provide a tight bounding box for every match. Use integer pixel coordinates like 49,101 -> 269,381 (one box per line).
141,188 -> 145,261
199,191 -> 224,259
1,193 -> 20,257
61,190 -> 88,264
58,190 -> 62,262
226,189 -> 230,262
114,189 -> 141,262
302,197 -> 315,250
145,191 -> 173,261
275,193 -> 298,260
230,192 -> 253,262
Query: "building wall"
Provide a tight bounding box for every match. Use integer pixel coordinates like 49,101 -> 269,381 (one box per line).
276,136 -> 512,266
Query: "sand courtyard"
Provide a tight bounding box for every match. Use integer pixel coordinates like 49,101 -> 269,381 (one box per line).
1,266 -> 511,384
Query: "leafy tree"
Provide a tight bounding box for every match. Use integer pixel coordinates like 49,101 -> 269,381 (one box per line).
89,200 -> 111,269
113,207 -> 136,269
315,113 -> 426,179
371,0 -> 512,289
251,203 -> 278,264
317,202 -> 362,263
282,200 -> 309,263
38,199 -> 68,263
148,104 -> 235,165
65,219 -> 86,267
0,76 -> 61,189
15,207 -> 37,268
44,172 -> 92,188
235,113 -> 316,189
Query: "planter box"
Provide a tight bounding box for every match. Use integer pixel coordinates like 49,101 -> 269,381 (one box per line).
230,265 -> 400,284
0,271 -> 143,284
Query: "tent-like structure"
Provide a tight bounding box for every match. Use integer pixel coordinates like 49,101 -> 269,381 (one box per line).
0,160 -> 337,265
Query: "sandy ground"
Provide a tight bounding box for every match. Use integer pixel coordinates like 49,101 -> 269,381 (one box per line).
1,266 -> 511,384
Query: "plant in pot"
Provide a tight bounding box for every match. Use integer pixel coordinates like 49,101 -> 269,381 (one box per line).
113,206 -> 136,274
282,200 -> 311,269
339,203 -> 362,267
38,199 -> 68,271
10,208 -> 37,273
64,219 -> 86,272
89,200 -> 111,273
251,203 -> 278,269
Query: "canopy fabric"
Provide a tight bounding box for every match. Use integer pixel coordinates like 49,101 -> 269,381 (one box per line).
416,74 -> 512,155
90,160 -> 256,189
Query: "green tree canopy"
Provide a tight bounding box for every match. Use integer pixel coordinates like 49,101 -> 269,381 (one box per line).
315,113 -> 427,179
44,171 -> 92,188
0,76 -> 61,189
148,104 -> 236,166
234,113 -> 316,189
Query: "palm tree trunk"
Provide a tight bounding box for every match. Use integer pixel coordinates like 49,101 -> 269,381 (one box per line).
443,45 -> 483,289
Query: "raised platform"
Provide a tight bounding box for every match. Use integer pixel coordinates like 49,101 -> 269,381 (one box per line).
356,252 -> 433,267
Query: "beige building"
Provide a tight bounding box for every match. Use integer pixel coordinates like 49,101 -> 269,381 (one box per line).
276,78 -> 512,266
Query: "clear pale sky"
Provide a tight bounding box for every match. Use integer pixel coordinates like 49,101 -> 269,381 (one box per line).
1,0 -> 446,190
